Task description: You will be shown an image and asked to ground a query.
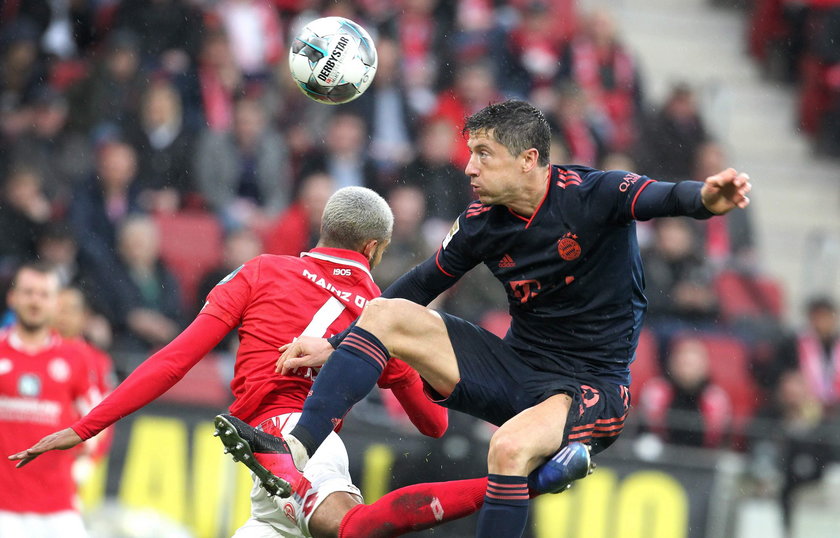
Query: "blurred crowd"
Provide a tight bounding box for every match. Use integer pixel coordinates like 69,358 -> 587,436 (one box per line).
0,0 -> 839,528
747,0 -> 840,156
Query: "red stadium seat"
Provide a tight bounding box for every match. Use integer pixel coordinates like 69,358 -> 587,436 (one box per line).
154,211 -> 223,310
714,270 -> 785,322
630,328 -> 660,395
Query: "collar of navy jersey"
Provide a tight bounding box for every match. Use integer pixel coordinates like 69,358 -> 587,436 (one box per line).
301,248 -> 372,278
513,165 -> 556,229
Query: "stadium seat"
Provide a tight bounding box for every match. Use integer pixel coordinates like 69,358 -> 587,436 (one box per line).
154,211 -> 223,310
714,270 -> 785,322
630,328 -> 660,395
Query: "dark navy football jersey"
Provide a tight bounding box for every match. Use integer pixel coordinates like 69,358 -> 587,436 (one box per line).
384,164 -> 711,386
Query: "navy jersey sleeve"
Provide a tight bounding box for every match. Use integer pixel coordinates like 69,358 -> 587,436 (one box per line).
581,169 -> 658,225
631,180 -> 715,220
382,214 -> 482,304
584,169 -> 714,223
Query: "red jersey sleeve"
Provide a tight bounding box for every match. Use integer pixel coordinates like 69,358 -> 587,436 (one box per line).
201,258 -> 260,328
71,314 -> 230,440
378,358 -> 448,438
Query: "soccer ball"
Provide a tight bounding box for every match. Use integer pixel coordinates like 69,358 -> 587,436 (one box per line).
288,17 -> 377,105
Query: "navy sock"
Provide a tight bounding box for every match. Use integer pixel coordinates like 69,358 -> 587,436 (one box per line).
289,326 -> 389,457
476,474 -> 530,538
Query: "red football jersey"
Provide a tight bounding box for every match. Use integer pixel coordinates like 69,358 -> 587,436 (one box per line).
71,247 -> 436,440
203,248 -> 391,424
0,330 -> 100,513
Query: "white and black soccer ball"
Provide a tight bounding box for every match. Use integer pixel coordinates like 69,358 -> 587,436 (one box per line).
288,17 -> 377,105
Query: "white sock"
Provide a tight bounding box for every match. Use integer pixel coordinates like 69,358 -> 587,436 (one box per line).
285,434 -> 310,471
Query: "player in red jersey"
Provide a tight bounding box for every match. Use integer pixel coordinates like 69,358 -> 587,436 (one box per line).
0,263 -> 104,538
10,187 -> 488,538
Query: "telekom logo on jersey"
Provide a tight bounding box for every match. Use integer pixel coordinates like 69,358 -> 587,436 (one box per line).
302,269 -> 368,308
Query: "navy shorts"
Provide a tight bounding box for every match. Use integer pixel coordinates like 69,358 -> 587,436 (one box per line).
427,312 -> 631,455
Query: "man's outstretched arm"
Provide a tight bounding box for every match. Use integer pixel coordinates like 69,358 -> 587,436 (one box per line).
632,168 -> 751,221
8,314 -> 230,467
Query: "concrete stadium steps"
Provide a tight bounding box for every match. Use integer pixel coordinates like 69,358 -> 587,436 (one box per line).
583,0 -> 840,322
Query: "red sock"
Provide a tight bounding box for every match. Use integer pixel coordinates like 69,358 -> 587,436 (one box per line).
338,477 -> 487,538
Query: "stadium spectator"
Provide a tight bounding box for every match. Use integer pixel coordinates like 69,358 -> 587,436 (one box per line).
0,167 -> 51,269
432,59 -> 504,168
65,29 -> 146,136
4,87 -> 91,205
262,171 -> 335,257
349,37 -> 417,178
104,216 -> 185,373
400,117 -> 473,223
111,0 -> 205,71
637,83 -> 710,182
372,184 -> 436,291
213,0 -> 284,79
0,263 -> 103,538
383,0 -> 453,116
547,83 -> 610,168
67,140 -> 143,290
298,110 -> 379,192
127,79 -> 196,212
194,95 -> 291,230
193,28 -> 245,132
770,296 -> 840,411
11,187 -> 489,538
560,8 -> 643,152
503,1 -> 568,94
639,337 -> 732,448
449,0 -> 507,86
0,18 -> 47,138
642,217 -> 721,355
749,368 -> 834,534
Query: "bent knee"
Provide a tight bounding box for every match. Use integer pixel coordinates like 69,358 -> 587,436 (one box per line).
487,433 -> 531,469
359,298 -> 427,333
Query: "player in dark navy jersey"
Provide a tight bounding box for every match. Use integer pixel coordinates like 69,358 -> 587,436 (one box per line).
271,100 -> 751,537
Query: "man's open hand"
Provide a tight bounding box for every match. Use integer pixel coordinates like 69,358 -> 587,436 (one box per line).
701,168 -> 751,214
8,428 -> 83,468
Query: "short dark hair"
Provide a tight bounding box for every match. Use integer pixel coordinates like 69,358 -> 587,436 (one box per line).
462,100 -> 551,167
806,295 -> 836,315
10,261 -> 58,288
